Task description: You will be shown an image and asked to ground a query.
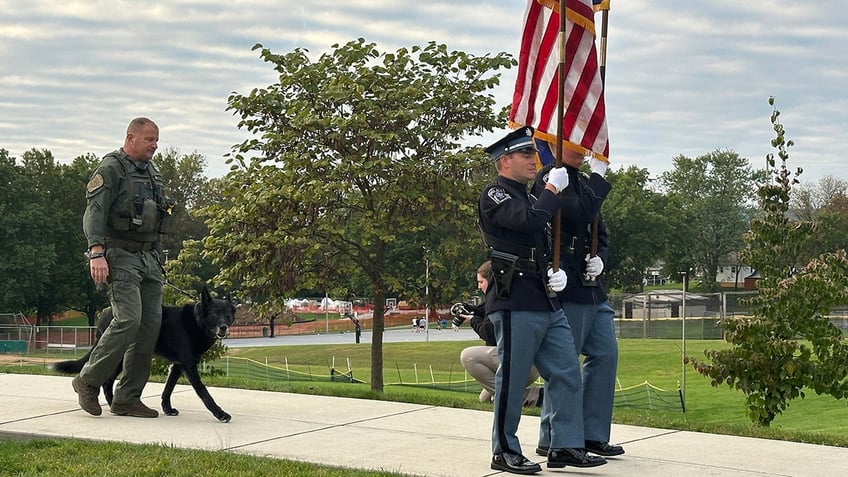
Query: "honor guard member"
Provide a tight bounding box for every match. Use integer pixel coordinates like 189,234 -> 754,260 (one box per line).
478,127 -> 606,474
532,150 -> 624,458
73,117 -> 173,419
452,261 -> 541,405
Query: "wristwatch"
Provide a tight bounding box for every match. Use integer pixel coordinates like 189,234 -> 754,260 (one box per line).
85,250 -> 106,260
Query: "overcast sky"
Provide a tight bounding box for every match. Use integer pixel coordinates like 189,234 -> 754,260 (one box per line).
2,1 -> 845,183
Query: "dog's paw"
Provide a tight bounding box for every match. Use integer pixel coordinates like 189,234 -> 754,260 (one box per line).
217,411 -> 232,423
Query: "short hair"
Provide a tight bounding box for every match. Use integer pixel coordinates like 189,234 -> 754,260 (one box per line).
494,156 -> 504,172
126,117 -> 157,135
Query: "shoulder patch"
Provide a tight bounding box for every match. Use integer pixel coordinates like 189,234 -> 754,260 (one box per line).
86,173 -> 104,193
487,186 -> 511,205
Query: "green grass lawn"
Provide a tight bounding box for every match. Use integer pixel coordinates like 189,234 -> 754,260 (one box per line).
221,338 -> 848,443
3,337 -> 847,475
0,438 -> 408,477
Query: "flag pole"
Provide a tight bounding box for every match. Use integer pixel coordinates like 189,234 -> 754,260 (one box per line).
589,4 -> 610,258
599,5 -> 609,84
551,0 -> 567,272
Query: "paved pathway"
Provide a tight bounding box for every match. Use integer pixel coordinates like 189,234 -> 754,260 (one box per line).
1,374 -> 842,476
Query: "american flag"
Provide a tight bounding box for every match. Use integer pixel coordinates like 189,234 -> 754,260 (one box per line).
509,0 -> 609,164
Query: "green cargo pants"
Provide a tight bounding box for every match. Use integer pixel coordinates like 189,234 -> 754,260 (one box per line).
80,248 -> 163,405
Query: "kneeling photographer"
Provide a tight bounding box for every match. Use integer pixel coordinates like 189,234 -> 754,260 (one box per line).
452,261 -> 542,406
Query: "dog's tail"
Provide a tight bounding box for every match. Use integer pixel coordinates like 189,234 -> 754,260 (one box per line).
51,347 -> 94,374
52,307 -> 112,375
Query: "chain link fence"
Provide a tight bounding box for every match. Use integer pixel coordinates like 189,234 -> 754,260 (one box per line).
6,290 -> 848,352
609,290 -> 848,339
0,312 -> 34,353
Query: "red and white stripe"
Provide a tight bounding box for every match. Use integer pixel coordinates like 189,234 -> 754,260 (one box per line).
509,0 -> 609,162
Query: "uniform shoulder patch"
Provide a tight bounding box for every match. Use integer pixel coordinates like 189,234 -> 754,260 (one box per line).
487,186 -> 511,205
86,173 -> 104,193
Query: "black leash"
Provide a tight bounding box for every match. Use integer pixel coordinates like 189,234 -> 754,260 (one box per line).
165,281 -> 197,301
153,250 -> 198,301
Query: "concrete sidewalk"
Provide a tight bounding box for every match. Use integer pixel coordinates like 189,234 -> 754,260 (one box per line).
1,373 -> 841,476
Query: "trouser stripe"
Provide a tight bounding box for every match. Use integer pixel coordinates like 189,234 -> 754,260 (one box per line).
495,310 -> 512,453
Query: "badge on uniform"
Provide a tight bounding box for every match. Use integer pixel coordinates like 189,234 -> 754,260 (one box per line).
488,187 -> 511,205
86,173 -> 104,193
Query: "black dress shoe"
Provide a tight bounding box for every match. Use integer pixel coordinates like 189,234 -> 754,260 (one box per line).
491,453 -> 542,475
535,446 -> 548,457
585,439 -> 625,456
547,447 -> 607,468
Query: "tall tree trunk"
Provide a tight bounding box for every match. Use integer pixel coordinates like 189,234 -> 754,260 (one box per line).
370,283 -> 385,392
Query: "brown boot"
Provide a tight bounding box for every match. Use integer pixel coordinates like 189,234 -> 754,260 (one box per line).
110,400 -> 159,418
72,375 -> 102,416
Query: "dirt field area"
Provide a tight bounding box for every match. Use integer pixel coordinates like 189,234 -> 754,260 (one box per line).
0,354 -> 60,366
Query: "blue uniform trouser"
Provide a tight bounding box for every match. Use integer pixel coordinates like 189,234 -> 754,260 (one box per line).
489,309 -> 584,456
538,300 -> 618,447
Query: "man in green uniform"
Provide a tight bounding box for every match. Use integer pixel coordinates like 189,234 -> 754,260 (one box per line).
73,117 -> 171,418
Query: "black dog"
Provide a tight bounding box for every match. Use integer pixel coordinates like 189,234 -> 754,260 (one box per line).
53,286 -> 236,422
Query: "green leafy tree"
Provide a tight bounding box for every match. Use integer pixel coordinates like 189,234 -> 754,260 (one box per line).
62,154 -> 111,325
49,154 -> 108,325
0,149 -> 48,314
1,149 -> 107,325
661,149 -> 759,291
202,39 -> 509,392
602,166 -> 668,292
155,147 -> 212,259
162,239 -> 222,304
141,149 -> 224,305
790,176 -> 848,261
0,150 -> 63,322
687,97 -> 848,426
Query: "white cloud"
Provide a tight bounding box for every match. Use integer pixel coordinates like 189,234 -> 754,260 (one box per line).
0,0 -> 845,183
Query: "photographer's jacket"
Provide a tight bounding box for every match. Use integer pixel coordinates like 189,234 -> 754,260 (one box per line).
470,303 -> 497,346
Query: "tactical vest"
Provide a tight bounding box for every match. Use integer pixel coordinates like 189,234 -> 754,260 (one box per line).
105,152 -> 166,244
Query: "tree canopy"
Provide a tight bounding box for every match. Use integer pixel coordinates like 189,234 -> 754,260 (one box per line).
602,166 -> 669,292
688,98 -> 848,426
202,39 -> 513,391
0,146 -> 218,323
660,149 -> 760,290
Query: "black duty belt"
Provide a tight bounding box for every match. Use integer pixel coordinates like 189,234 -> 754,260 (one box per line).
560,234 -> 589,256
481,232 -> 537,262
106,239 -> 154,252
514,258 -> 538,272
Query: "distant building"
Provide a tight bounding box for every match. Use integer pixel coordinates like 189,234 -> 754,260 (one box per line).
715,264 -> 755,289
743,269 -> 760,290
643,258 -> 754,289
644,262 -> 668,286
621,290 -> 710,319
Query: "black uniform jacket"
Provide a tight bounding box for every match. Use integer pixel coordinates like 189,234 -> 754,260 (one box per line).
478,175 -> 561,313
470,303 -> 497,347
533,164 -> 611,304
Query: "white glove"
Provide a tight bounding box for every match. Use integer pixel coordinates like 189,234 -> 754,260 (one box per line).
547,268 -> 568,292
589,157 -> 608,177
545,167 -> 569,193
584,254 -> 604,280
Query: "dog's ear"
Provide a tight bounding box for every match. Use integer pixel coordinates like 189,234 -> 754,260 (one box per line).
201,286 -> 212,306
